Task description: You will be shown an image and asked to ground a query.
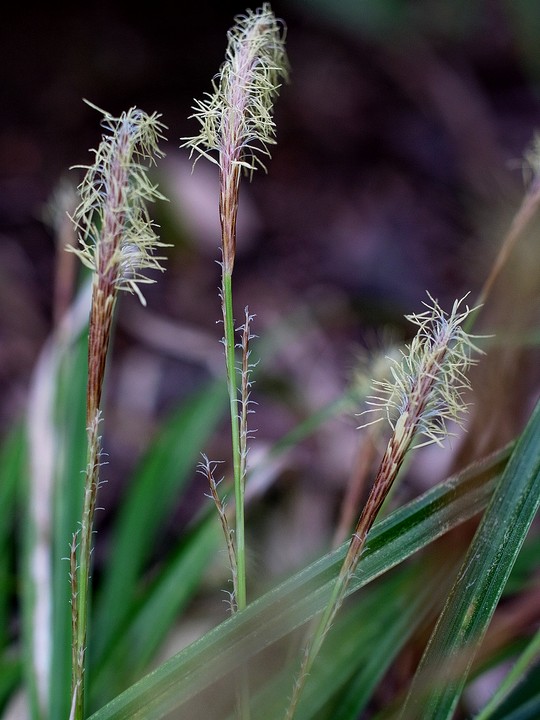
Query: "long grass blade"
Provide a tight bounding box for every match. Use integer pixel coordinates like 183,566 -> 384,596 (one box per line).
0,427 -> 25,711
246,561 -> 449,720
400,399 -> 540,719
483,662 -> 540,719
0,427 -> 25,653
24,281 -> 90,720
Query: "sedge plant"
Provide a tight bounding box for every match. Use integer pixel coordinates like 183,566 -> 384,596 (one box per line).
68,103 -> 167,720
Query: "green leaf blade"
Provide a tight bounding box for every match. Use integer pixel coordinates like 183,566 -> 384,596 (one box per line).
401,399 -> 540,719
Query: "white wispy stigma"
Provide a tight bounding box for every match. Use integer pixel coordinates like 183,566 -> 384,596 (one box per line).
182,3 -> 288,175
360,293 -> 482,448
70,102 -> 168,305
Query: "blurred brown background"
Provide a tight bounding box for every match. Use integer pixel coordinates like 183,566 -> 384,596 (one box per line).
2,0 -> 540,572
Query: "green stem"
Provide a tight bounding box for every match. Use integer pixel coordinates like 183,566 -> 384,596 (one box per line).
222,271 -> 251,720
73,412 -> 101,720
222,271 -> 246,612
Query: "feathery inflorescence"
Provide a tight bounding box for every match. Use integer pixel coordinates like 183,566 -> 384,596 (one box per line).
183,3 -> 288,174
360,293 -> 482,448
70,102 -> 168,305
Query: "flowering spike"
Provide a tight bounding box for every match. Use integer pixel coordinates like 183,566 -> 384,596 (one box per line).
179,7 -> 287,636
359,293 -> 482,448
70,101 -> 168,305
182,3 -> 288,177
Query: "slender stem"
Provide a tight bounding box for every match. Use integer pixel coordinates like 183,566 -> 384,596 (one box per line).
239,308 -> 253,492
203,457 -> 238,600
474,625 -> 540,720
478,177 -> 540,310
222,271 -> 246,611
71,277 -> 116,718
333,431 -> 378,547
73,413 -> 100,719
221,271 -> 250,720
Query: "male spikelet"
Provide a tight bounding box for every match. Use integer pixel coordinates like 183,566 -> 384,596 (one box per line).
361,293 -> 481,448
183,2 -> 288,273
71,102 -> 168,306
